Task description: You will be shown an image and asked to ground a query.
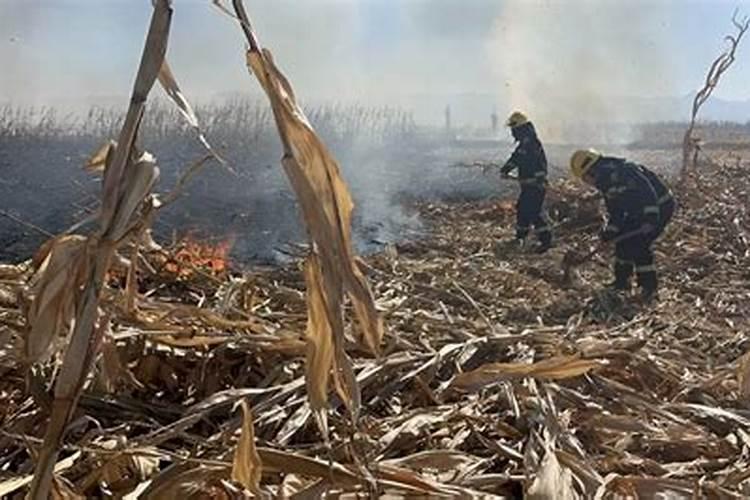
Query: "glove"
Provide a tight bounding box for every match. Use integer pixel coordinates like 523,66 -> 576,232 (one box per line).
500,161 -> 514,177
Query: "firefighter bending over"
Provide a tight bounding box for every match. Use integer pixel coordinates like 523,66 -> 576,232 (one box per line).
570,149 -> 675,302
500,112 -> 553,253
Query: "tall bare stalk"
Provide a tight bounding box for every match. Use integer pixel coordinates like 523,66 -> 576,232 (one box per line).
27,2 -> 173,497
681,9 -> 749,181
223,0 -> 384,440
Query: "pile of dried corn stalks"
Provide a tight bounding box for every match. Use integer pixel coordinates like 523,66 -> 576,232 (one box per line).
3,1 -> 750,498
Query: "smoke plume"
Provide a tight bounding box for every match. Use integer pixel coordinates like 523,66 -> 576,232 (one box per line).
488,0 -> 676,143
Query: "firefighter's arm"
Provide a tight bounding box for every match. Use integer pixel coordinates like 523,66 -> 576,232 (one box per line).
500,147 -> 523,176
499,161 -> 516,177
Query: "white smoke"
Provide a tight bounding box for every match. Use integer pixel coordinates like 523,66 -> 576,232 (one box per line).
487,0 -> 677,143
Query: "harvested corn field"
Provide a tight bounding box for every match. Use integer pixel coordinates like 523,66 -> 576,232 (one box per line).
2,151 -> 750,498
4,1 -> 750,499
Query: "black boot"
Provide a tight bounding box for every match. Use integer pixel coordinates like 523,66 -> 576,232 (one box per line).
535,231 -> 553,254
637,268 -> 658,303
611,260 -> 632,290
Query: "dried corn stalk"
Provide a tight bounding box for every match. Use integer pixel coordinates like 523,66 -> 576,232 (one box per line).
450,355 -> 603,392
231,401 -> 263,495
28,1 -> 172,497
226,0 -> 383,436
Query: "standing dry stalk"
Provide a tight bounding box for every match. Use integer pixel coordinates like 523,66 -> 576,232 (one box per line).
224,0 -> 384,440
27,2 -> 173,497
681,9 -> 749,181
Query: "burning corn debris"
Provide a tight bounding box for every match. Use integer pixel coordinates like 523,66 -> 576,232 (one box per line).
164,235 -> 236,277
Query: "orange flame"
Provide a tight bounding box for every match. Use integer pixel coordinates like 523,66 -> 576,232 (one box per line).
166,234 -> 235,276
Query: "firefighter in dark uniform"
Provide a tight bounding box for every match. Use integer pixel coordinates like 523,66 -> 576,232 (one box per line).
500,112 -> 553,253
570,149 -> 675,301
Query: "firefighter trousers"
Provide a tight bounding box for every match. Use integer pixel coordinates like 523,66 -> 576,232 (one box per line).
515,185 -> 552,245
613,198 -> 675,294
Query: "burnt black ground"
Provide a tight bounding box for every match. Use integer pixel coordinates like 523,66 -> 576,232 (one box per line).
0,123 -> 681,266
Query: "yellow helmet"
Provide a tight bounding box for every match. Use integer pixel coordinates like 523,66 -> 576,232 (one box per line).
506,111 -> 529,128
570,149 -> 602,179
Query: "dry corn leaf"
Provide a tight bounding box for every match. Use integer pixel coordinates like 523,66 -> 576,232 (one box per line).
85,140 -> 116,173
31,236 -> 60,270
597,475 -> 697,499
260,447 -> 481,498
303,255 -> 336,438
377,410 -> 453,455
107,151 -> 159,242
381,450 -> 481,472
451,355 -> 603,391
302,254 -> 361,436
244,46 -> 383,355
236,20 -> 383,439
257,448 -> 361,485
138,463 -> 230,500
276,474 -> 321,500
153,334 -> 231,348
331,344 -> 360,419
158,60 -> 228,168
231,400 -> 262,494
0,451 -> 81,497
158,60 -> 199,129
276,404 -> 313,446
374,464 -> 478,497
526,443 -> 580,500
555,450 -> 604,497
25,234 -> 89,363
0,263 -> 26,279
0,286 -> 16,308
80,448 -> 161,493
99,331 -> 136,392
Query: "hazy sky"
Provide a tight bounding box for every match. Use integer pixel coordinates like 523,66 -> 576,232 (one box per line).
1,0 -> 749,121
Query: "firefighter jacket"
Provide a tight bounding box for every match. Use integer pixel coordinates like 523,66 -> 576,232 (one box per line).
500,122 -> 548,188
591,157 -> 662,241
634,163 -> 674,208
